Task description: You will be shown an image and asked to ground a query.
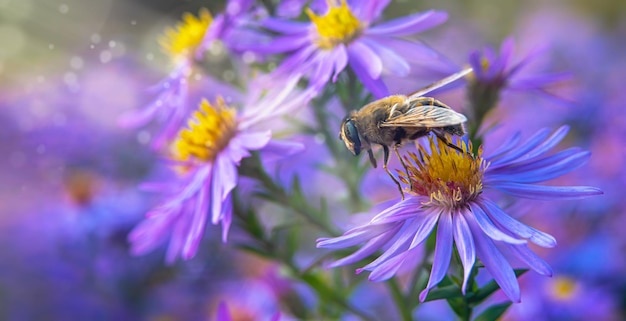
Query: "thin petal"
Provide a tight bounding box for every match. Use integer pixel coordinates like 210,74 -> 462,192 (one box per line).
332,44 -> 349,82
492,182 -> 603,200
360,216 -> 428,271
317,222 -> 398,249
260,18 -> 310,33
366,10 -> 448,37
453,212 -> 475,294
360,37 -> 410,76
327,225 -> 402,267
480,199 -> 556,247
419,211 -> 453,302
348,50 -> 389,98
504,243 -> 553,276
469,219 -> 521,302
261,140 -> 305,162
181,184 -> 209,259
468,202 -> 527,245
348,40 -> 383,79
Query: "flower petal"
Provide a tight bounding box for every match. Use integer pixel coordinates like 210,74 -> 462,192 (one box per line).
468,202 -> 527,245
348,40 -> 383,79
453,211 -> 475,294
492,182 -> 603,200
366,10 -> 448,37
360,37 -> 410,76
326,225 -> 402,268
469,219 -> 521,303
420,210 -> 453,302
480,199 -> 556,247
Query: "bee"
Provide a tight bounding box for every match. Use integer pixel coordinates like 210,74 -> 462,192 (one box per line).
339,67 -> 472,199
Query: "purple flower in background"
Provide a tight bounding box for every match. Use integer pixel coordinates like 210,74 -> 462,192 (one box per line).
129,78 -> 312,263
119,3 -> 258,149
245,0 -> 447,97
467,37 -> 570,111
317,126 -> 602,302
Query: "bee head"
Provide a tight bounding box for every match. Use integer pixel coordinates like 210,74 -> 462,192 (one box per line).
339,117 -> 361,155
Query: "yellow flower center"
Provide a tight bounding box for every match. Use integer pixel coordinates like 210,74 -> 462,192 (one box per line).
548,277 -> 578,301
173,97 -> 237,163
159,9 -> 213,59
401,137 -> 486,209
306,0 -> 362,50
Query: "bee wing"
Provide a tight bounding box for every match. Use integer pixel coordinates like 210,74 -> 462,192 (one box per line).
407,67 -> 473,99
380,106 -> 467,127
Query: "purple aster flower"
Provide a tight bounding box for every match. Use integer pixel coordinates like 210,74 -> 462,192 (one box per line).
317,126 -> 602,302
119,4 -> 258,149
129,78 -> 313,263
467,37 -> 571,113
244,0 -> 447,97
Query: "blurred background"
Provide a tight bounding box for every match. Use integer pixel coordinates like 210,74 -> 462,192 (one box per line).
1,0 -> 625,320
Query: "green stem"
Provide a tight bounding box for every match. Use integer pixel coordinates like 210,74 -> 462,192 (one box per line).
387,279 -> 413,321
241,154 -> 339,237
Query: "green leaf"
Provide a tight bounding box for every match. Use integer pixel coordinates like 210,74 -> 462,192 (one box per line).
422,285 -> 463,302
472,302 -> 512,321
468,269 -> 528,304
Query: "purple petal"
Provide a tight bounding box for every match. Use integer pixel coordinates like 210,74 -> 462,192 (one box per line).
117,102 -> 159,128
487,132 -> 521,160
238,34 -> 310,54
487,150 -> 590,184
468,202 -> 527,245
490,128 -> 552,166
221,194 -> 233,243
509,72 -> 571,90
408,208 -> 441,247
326,225 -> 402,267
479,199 -> 556,247
419,211 -> 453,302
370,196 -> 423,224
332,45 -> 349,82
369,36 -> 440,62
260,17 -> 310,33
453,212 -> 475,294
165,213 -> 188,264
469,219 -> 521,302
181,183 -> 209,259
310,50 -> 336,88
504,243 -> 553,276
229,131 -> 272,162
317,222 -> 399,249
492,182 -> 603,200
368,248 -> 419,281
469,50 -> 485,79
366,10 -> 448,37
360,37 -> 410,76
261,139 -> 305,162
348,40 -> 383,79
360,216 -> 428,271
486,37 -> 514,79
348,49 -> 389,98
354,0 -> 391,22
210,155 -> 237,224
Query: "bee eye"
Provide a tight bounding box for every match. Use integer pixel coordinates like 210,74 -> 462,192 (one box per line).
343,119 -> 361,155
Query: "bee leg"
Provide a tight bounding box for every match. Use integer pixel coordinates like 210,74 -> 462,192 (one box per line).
434,132 -> 464,154
383,145 -> 405,200
393,144 -> 410,181
367,149 -> 377,168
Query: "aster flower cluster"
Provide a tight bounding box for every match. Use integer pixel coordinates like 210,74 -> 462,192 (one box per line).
114,1 -> 603,320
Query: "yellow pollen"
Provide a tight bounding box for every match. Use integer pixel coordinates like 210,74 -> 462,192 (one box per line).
306,0 -> 362,50
159,9 -> 213,59
400,137 -> 486,209
172,97 -> 237,163
549,277 -> 578,301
